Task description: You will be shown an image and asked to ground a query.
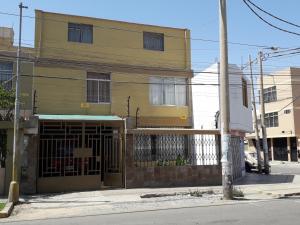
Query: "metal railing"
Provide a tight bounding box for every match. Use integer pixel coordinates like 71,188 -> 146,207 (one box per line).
129,128 -> 221,167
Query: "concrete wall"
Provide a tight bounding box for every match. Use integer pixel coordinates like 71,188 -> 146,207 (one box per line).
35,10 -> 191,70
125,134 -> 221,188
192,63 -> 252,133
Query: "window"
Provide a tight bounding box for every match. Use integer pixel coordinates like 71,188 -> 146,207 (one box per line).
87,72 -> 110,103
263,86 -> 277,103
242,78 -> 248,107
0,61 -> 13,90
68,23 -> 93,43
149,77 -> 187,106
143,32 -> 164,51
284,109 -> 291,114
264,112 -> 278,128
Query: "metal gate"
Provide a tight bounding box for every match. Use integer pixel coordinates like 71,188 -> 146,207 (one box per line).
37,121 -> 123,193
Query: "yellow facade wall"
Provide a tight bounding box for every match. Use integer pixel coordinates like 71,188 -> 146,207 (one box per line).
35,10 -> 191,70
34,66 -> 189,124
33,10 -> 192,127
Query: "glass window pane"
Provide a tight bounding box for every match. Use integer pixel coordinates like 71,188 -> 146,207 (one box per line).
99,81 -> 110,103
176,78 -> 187,106
68,24 -> 81,42
150,77 -> 163,105
81,25 -> 93,43
164,78 -> 175,105
0,61 -> 13,89
87,80 -> 98,103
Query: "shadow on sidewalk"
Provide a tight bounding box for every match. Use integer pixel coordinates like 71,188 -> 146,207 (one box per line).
234,173 -> 294,185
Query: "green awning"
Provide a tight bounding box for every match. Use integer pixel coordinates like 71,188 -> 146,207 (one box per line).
36,114 -> 123,121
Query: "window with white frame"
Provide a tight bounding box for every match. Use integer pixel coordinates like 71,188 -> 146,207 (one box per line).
68,23 -> 93,44
87,72 -> 110,103
149,77 -> 187,106
264,112 -> 278,128
263,86 -> 277,103
0,61 -> 13,90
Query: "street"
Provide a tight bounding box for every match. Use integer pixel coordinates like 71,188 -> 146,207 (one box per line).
1,198 -> 299,225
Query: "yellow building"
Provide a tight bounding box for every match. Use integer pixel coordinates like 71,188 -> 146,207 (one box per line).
34,10 -> 192,128
247,67 -> 300,162
24,10 -> 193,193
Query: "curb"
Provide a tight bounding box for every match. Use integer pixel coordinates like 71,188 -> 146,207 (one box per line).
0,202 -> 14,218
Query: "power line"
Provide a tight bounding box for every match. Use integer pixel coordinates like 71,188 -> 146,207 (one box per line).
246,0 -> 300,29
242,0 -> 300,36
0,10 -> 279,49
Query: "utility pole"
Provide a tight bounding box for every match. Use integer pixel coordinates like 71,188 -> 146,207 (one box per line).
248,55 -> 262,173
8,2 -> 28,203
219,0 -> 233,200
259,51 -> 270,174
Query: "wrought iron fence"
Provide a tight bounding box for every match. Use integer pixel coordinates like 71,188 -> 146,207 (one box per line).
133,133 -> 221,167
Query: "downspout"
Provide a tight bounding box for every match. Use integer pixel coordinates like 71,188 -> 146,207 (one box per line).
184,29 -> 188,70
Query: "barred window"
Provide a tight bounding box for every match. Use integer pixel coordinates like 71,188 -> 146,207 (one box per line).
87,72 -> 110,103
264,112 -> 278,128
68,23 -> 93,44
263,86 -> 277,103
0,61 -> 13,90
143,32 -> 164,51
150,77 -> 187,106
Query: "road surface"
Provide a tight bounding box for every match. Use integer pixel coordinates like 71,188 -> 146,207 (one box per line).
2,198 -> 299,225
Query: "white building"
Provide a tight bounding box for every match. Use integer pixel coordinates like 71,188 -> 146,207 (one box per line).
192,63 -> 253,177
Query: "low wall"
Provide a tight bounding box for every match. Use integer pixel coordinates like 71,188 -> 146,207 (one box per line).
125,133 -> 222,188
126,165 -> 221,188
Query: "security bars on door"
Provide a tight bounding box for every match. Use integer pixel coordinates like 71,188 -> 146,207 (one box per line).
38,121 -> 119,177
133,134 -> 221,167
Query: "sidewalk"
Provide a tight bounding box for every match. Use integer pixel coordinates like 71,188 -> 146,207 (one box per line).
2,173 -> 300,222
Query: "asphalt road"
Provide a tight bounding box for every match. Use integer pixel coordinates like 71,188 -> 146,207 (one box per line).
2,198 -> 300,225
271,162 -> 300,175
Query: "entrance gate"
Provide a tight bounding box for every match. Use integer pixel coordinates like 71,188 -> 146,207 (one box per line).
37,121 -> 123,193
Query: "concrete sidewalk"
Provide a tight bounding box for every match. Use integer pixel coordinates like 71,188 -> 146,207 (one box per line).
1,173 -> 300,222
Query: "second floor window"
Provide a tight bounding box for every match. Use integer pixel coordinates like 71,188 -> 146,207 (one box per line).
0,61 -> 13,90
143,32 -> 164,51
242,78 -> 248,107
264,112 -> 278,128
87,72 -> 110,103
68,23 -> 93,44
150,77 -> 187,106
263,86 -> 277,103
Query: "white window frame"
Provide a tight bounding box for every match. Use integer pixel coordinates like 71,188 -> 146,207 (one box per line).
149,76 -> 187,106
86,73 -> 111,104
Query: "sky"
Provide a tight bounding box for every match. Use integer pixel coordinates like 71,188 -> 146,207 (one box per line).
1,0 -> 300,75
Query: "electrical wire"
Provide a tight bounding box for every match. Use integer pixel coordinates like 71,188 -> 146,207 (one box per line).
242,0 -> 300,36
0,10 -> 279,49
246,0 -> 300,29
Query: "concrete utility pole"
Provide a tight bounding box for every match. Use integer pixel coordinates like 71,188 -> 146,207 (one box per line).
219,0 -> 233,200
258,51 -> 270,174
8,2 -> 28,203
248,55 -> 262,173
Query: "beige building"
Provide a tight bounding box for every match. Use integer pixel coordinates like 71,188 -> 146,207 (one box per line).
247,67 -> 300,162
